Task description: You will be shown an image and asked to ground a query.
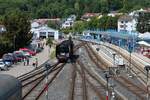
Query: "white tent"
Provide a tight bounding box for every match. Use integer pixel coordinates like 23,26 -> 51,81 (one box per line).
138,32 -> 150,39
138,41 -> 150,47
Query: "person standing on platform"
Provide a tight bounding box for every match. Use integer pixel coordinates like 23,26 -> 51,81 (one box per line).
27,57 -> 29,66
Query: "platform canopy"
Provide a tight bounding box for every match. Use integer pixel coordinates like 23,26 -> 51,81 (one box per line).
138,32 -> 150,40
138,41 -> 150,47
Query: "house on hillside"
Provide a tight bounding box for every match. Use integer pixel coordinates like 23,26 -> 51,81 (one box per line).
108,11 -> 123,17
31,26 -> 59,40
0,25 -> 6,33
31,18 -> 61,28
118,15 -> 137,32
81,13 -> 100,21
61,15 -> 76,28
129,8 -> 150,18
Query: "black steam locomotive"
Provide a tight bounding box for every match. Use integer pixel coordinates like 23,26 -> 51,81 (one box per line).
56,37 -> 74,62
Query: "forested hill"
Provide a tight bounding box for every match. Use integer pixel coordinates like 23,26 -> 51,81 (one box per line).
0,0 -> 150,18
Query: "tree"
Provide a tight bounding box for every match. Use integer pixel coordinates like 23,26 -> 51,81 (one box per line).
101,0 -> 109,14
2,10 -> 32,50
48,20 -> 60,29
87,15 -> 119,30
0,36 -> 12,57
120,0 -> 132,13
137,12 -> 150,33
73,21 -> 87,34
87,17 -> 99,29
74,2 -> 80,13
60,28 -> 73,34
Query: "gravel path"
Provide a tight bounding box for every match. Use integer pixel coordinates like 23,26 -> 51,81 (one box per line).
39,63 -> 73,100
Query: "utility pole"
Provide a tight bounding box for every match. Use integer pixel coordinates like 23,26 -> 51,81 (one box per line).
14,35 -> 16,51
105,72 -> 110,100
112,53 -> 116,100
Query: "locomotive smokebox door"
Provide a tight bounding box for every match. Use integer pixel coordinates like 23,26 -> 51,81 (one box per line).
0,74 -> 22,100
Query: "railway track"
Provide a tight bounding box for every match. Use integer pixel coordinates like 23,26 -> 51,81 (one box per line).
84,43 -> 148,99
69,45 -> 124,100
22,62 -> 65,100
102,42 -> 148,84
71,63 -> 88,100
20,42 -> 83,100
17,59 -> 50,80
69,61 -> 106,100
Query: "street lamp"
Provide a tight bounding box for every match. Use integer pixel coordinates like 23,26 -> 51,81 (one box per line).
144,65 -> 150,100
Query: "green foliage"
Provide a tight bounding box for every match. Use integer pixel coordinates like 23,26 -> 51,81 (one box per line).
0,10 -> 32,56
0,36 -> 12,57
87,17 -> 100,29
86,15 -> 119,30
137,12 -> 150,33
60,28 -> 73,34
73,21 -> 87,34
0,0 -> 150,18
48,21 -> 60,29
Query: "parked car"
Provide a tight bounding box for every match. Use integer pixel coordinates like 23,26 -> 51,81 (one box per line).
0,59 -> 8,71
2,53 -> 14,66
19,48 -> 36,56
18,50 -> 31,57
13,51 -> 27,61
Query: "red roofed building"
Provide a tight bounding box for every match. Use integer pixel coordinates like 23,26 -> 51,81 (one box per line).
81,13 -> 100,21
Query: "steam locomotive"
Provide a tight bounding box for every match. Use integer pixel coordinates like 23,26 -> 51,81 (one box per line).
56,37 -> 74,63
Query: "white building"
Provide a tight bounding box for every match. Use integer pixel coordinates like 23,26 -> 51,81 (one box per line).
61,15 -> 76,28
61,20 -> 73,28
129,8 -> 148,18
118,15 -> 137,32
31,22 -> 41,29
31,26 -> 59,40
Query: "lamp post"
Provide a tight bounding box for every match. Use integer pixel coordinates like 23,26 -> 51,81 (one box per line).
144,65 -> 150,100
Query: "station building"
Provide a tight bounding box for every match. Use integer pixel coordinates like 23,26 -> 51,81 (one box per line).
31,26 -> 59,40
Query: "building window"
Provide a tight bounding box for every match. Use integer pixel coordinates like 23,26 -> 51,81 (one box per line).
65,23 -> 69,25
40,32 -> 46,36
48,32 -> 54,37
120,25 -> 124,28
